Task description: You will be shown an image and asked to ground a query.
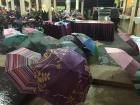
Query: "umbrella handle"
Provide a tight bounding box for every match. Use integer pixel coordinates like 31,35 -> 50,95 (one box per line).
91,79 -> 135,90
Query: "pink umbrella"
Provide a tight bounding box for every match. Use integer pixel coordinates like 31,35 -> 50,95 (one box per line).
118,32 -> 139,54
5,48 -> 42,93
23,28 -> 35,33
4,28 -> 21,37
105,47 -> 140,76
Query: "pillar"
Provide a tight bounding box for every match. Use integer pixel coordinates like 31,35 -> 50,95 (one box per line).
123,0 -> 127,13
11,0 -> 15,10
29,0 -> 32,9
48,0 -> 52,21
6,0 -> 9,10
81,0 -> 84,16
76,0 -> 79,10
0,0 -> 2,6
66,0 -> 70,12
53,0 -> 56,10
128,0 -> 138,34
41,0 -> 48,11
20,0 -> 26,15
36,0 -> 39,11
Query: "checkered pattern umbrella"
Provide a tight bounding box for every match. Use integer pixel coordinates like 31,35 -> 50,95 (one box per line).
5,48 -> 42,94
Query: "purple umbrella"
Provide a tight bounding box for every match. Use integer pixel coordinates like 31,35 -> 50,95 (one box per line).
32,48 -> 91,105
5,48 -> 42,93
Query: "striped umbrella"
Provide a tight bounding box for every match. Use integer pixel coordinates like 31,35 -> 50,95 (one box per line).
5,48 -> 42,94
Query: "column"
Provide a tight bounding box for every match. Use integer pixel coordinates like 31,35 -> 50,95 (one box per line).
20,0 -> 26,15
76,0 -> 79,10
48,0 -> 52,21
81,0 -> 84,16
29,0 -> 32,9
123,0 -> 127,13
6,0 -> 9,10
36,0 -> 39,11
66,0 -> 70,12
41,0 -> 48,11
128,0 -> 138,34
53,0 -> 56,10
11,0 -> 15,10
0,0 -> 2,6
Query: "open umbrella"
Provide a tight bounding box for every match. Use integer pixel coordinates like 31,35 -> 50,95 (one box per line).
31,48 -> 91,105
105,47 -> 140,94
105,47 -> 140,76
3,34 -> 28,48
3,28 -> 21,37
59,35 -> 74,42
5,48 -> 42,94
72,33 -> 98,56
59,41 -> 85,57
23,27 -> 35,34
118,33 -> 139,54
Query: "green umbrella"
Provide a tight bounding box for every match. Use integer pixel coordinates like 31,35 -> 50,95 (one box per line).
59,41 -> 85,57
3,34 -> 28,48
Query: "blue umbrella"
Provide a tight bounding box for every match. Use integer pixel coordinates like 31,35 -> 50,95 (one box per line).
72,33 -> 98,56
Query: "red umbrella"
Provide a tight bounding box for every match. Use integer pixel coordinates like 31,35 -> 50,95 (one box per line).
105,47 -> 140,76
5,48 -> 42,93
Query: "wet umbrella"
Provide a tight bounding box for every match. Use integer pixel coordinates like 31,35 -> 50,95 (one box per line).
2,33 -> 28,48
105,47 -> 140,94
5,47 -> 135,105
72,33 -> 98,56
31,48 -> 91,105
118,33 -> 139,54
23,28 -> 35,34
105,47 -> 140,76
59,41 -> 85,57
59,35 -> 74,42
5,48 -> 42,94
3,28 -> 21,37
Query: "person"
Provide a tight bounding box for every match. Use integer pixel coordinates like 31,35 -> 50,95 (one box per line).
92,7 -> 98,20
110,3 -> 120,32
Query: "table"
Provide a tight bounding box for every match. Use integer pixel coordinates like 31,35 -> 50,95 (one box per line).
71,20 -> 114,41
43,23 -> 71,39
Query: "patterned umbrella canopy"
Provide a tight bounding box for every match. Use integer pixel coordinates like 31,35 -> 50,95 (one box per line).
5,48 -> 42,93
59,35 -> 74,42
30,48 -> 91,105
5,48 -> 91,105
59,41 -> 85,57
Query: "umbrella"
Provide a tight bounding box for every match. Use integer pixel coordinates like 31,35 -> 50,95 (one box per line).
105,47 -> 140,76
3,28 -> 21,37
59,35 -> 74,42
72,33 -> 98,56
5,48 -> 42,93
2,34 -> 28,48
118,33 -> 139,54
31,48 -> 91,105
59,41 -> 85,57
23,27 -> 35,34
